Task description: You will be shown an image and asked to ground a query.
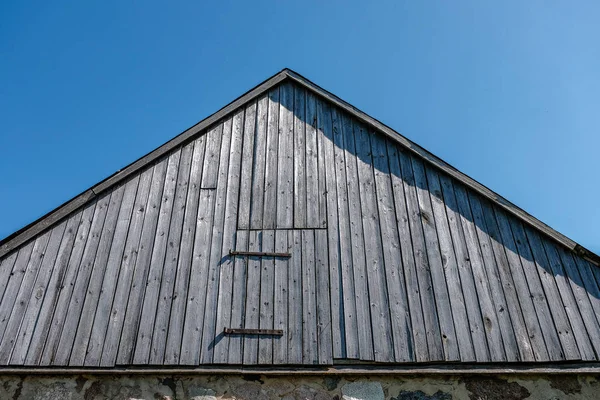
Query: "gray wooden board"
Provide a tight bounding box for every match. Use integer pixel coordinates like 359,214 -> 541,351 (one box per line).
525,227 -> 593,360
493,207 -> 549,361
568,254 -> 600,348
53,192 -> 111,365
100,166 -> 154,367
150,142 -> 194,364
17,210 -> 81,366
237,101 -> 257,230
84,175 -> 139,366
316,99 -> 328,228
258,230 -> 275,364
524,226 -> 580,360
249,96 -> 269,229
411,157 -> 459,362
387,144 -> 428,362
293,86 -> 307,229
301,229 -> 317,364
200,124 -> 223,189
0,241 -> 35,346
69,184 -> 126,366
273,230 -> 289,364
242,230 -> 262,364
399,150 -> 443,361
315,229 -> 333,364
327,107 -> 350,359
305,92 -> 319,228
372,134 -> 412,362
40,202 -> 96,365
262,88 -> 280,230
117,157 -> 169,365
178,188 -> 216,365
355,126 -> 394,363
343,117 -> 374,361
276,82 -> 294,229
287,230 -> 303,363
200,116 -> 233,364
509,218 -> 565,361
227,230 -> 249,364
0,226 -> 57,364
0,252 -> 18,316
427,169 -> 474,362
164,136 -> 207,365
479,199 -> 534,361
555,245 -> 600,358
467,192 -> 520,362
133,150 -> 181,364
21,208 -> 78,365
454,183 -> 500,361
214,109 -> 244,364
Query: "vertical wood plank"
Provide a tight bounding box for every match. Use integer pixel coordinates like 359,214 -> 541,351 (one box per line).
242,231 -> 262,365
468,192 -> 520,362
116,157 -> 169,364
327,107 -> 349,359
150,143 -> 194,364
53,193 -> 111,365
525,228 -> 586,360
249,96 -> 269,229
426,169 -> 474,362
273,230 -> 289,364
315,229 -> 333,364
480,199 -> 534,361
200,124 -> 223,189
301,229 -> 318,364
99,166 -> 154,367
133,150 -> 181,364
68,185 -> 126,366
262,88 -> 280,230
83,175 -> 139,366
343,118 -> 374,361
258,230 -> 275,364
237,101 -> 257,230
163,136 -> 207,365
287,230 -> 303,364
214,109 -> 245,364
388,145 -> 428,362
355,126 -> 394,363
316,100 -> 328,228
20,211 -> 81,365
276,82 -> 294,228
305,92 -> 319,228
0,252 -> 18,313
40,203 -> 96,365
227,230 -> 249,364
555,246 -> 600,358
454,183 -> 503,361
493,207 -> 549,361
200,116 -> 233,364
178,188 -> 216,365
509,218 -> 565,361
293,86 -> 307,229
399,151 -> 443,361
0,226 -> 58,364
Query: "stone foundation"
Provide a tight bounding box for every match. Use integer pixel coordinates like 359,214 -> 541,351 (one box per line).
0,373 -> 598,399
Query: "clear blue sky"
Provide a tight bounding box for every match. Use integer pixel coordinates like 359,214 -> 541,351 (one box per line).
1,1 -> 598,253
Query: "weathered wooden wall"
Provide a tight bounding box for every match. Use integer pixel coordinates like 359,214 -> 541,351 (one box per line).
0,80 -> 599,367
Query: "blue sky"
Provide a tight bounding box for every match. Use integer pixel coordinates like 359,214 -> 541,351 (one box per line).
1,1 -> 599,253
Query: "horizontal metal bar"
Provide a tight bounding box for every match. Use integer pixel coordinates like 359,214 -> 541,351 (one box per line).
224,328 -> 284,336
229,250 -> 291,258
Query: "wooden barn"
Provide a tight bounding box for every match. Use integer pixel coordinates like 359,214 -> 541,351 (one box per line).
0,69 -> 598,399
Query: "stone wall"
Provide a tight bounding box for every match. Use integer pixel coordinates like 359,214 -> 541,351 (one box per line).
0,373 -> 598,400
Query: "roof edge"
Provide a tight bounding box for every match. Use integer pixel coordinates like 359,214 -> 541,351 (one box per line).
1,68 -> 598,266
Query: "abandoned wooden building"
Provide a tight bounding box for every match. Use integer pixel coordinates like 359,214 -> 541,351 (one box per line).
0,69 -> 599,399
